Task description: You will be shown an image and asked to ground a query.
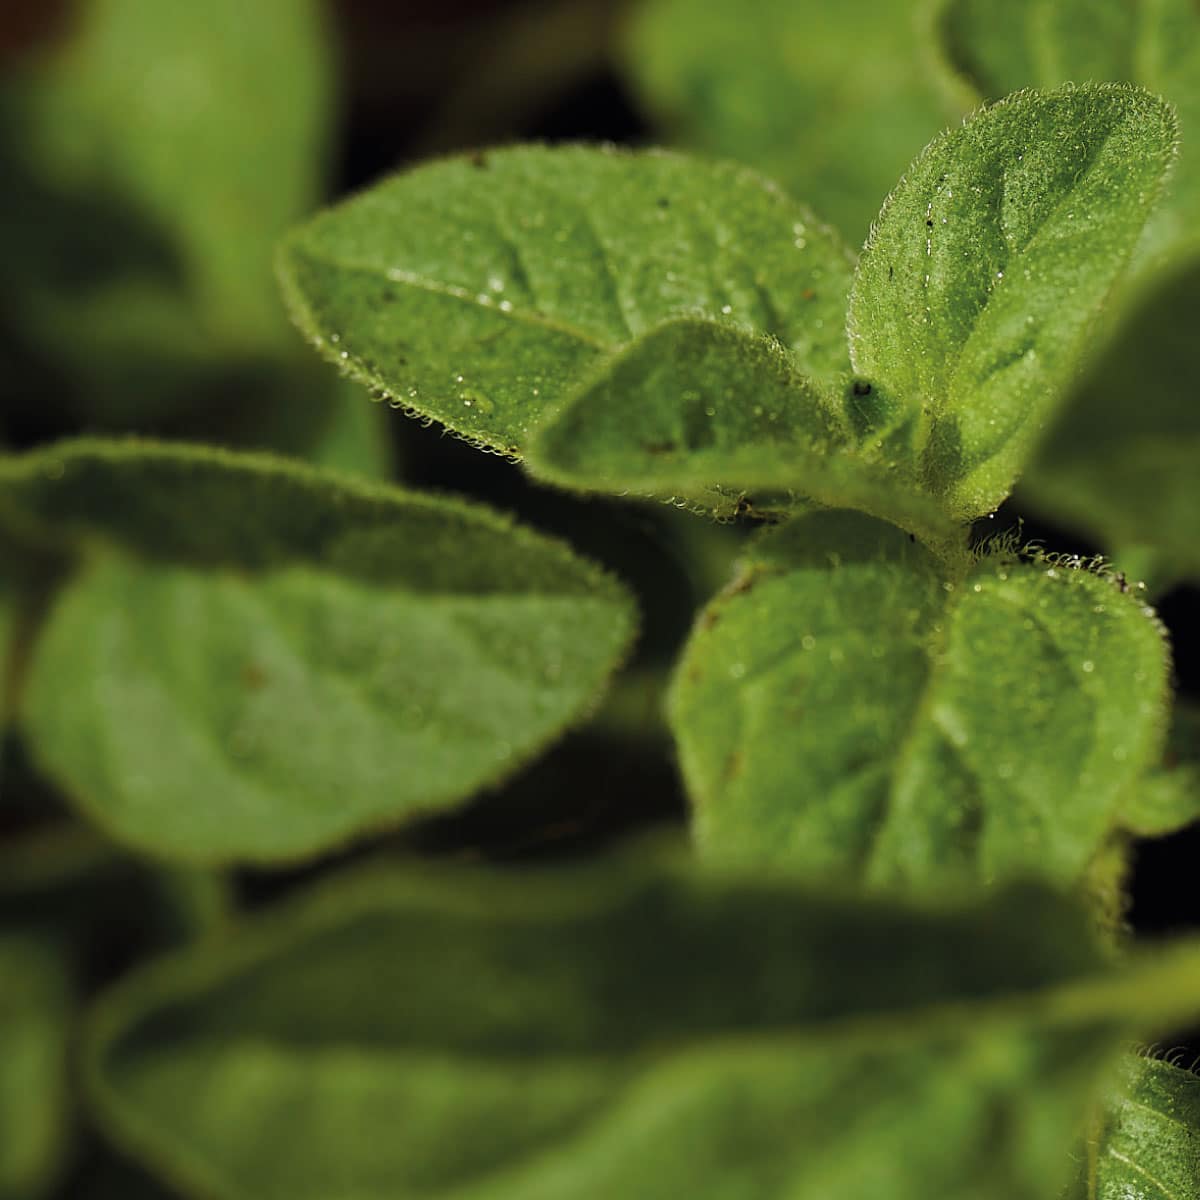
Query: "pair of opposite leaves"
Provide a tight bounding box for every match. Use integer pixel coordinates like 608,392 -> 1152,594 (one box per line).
5,83 -> 1194,883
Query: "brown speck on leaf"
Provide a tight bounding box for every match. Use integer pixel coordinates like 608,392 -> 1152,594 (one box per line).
242,663 -> 267,690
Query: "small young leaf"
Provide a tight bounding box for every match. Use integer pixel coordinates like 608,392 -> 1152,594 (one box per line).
624,0 -> 950,244
278,145 -> 853,454
0,935 -> 71,1200
1019,255 -> 1200,586
526,317 -> 957,539
84,858 -> 1200,1200
670,512 -> 1169,887
1063,1054 -> 1200,1199
1,441 -> 634,864
848,84 -> 1177,521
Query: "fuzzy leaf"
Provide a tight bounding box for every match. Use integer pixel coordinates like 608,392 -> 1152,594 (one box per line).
848,84 -> 1177,521
930,0 -> 1200,254
84,858 -> 1200,1200
1020,255 -> 1200,586
670,512 -> 1169,887
624,0 -> 949,244
1063,1055 -> 1200,1199
0,935 -> 70,1200
278,145 -> 853,454
1,441 -> 634,863
527,317 -> 957,538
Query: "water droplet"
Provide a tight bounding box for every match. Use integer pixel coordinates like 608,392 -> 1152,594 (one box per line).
488,276 -> 505,293
1081,660 -> 1095,673
339,350 -> 349,360
801,635 -> 816,650
729,662 -> 746,679
704,406 -> 716,417
720,304 -> 732,315
498,300 -> 514,313
972,582 -> 983,593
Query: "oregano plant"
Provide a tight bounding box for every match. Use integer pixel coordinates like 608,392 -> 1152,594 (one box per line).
2,3 -> 1200,1198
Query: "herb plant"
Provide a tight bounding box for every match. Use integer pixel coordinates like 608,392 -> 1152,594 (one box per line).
2,3 -> 1200,1199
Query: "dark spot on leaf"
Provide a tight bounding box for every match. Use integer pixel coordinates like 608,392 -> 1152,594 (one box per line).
852,380 -> 872,397
888,265 -> 894,280
469,151 -> 490,169
723,751 -> 744,781
802,288 -> 816,301
657,196 -> 670,208
641,440 -> 678,455
925,218 -> 934,228
242,663 -> 266,690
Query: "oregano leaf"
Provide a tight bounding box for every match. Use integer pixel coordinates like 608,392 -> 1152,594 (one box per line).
0,441 -> 634,863
670,512 -> 1169,887
1064,1054 -> 1200,1199
84,858 -> 1200,1200
848,83 -> 1177,521
1119,703 -> 1200,839
0,935 -> 70,1200
526,317 -> 958,539
278,145 -> 853,455
18,0 -> 333,345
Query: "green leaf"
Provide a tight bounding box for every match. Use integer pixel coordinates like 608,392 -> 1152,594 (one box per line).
84,858 -> 1200,1200
278,145 -> 853,455
624,0 -> 951,244
670,512 -> 1169,887
23,0 -> 333,345
848,83 -> 1177,522
0,935 -> 71,1200
1,440 -> 635,863
1064,1054 -> 1200,1199
1019,254 -> 1200,586
930,0 -> 1200,255
1118,702 -> 1200,839
526,316 -> 958,539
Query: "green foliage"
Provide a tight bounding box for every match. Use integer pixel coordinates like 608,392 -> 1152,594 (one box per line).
2,441 -> 634,862
624,0 -> 951,245
85,859 -> 1200,1200
0,936 -> 70,1200
278,145 -> 853,456
1,2 -> 1197,1194
848,83 -> 1176,522
669,513 -> 1169,886
927,0 -> 1200,584
1064,1054 -> 1200,1199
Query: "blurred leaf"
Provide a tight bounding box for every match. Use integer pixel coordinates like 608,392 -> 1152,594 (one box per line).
929,0 -> 1200,256
0,0 -> 335,438
527,316 -> 957,539
23,0 -> 332,343
0,934 -> 71,1200
1,440 -> 635,863
1019,254 -> 1200,587
670,512 -> 1168,888
1063,1054 -> 1200,1199
279,145 -> 853,455
624,0 -> 951,245
849,84 -> 1176,523
85,858 -> 1200,1200
305,377 -> 395,482
1119,702 -> 1200,839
